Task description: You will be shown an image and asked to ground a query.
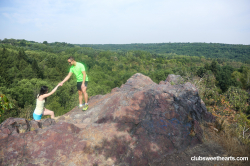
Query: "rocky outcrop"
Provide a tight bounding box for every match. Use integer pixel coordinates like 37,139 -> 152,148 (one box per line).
163,74 -> 184,85
0,118 -> 56,139
0,73 -> 215,166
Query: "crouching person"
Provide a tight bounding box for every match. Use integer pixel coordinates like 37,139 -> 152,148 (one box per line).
33,84 -> 61,121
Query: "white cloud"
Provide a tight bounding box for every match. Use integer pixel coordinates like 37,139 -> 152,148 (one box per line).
2,13 -> 12,19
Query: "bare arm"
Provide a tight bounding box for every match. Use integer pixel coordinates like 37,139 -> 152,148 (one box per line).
60,72 -> 72,85
82,71 -> 86,85
39,84 -> 60,100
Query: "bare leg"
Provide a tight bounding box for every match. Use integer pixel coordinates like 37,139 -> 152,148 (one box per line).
81,86 -> 88,103
43,108 -> 55,119
78,90 -> 83,105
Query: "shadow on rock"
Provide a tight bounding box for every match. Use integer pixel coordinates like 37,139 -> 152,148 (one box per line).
81,73 -> 215,165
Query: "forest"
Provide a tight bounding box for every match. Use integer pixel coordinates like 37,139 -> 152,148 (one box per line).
78,43 -> 250,64
0,38 -> 250,148
1,38 -> 250,63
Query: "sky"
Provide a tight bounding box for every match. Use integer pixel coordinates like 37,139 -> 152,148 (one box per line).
0,0 -> 250,44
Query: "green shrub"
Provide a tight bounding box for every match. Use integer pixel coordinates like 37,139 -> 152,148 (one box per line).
0,93 -> 15,123
224,86 -> 249,112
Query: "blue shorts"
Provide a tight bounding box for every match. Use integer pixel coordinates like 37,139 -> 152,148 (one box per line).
33,112 -> 43,120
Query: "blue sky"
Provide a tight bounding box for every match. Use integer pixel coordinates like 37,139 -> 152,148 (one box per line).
0,0 -> 249,44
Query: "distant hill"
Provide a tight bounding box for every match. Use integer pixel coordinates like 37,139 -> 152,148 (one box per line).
76,43 -> 250,63
1,38 -> 250,63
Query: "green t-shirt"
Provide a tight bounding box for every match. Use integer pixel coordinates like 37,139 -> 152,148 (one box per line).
69,62 -> 89,82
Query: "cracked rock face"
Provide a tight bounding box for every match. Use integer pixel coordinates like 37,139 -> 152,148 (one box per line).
0,73 -> 215,166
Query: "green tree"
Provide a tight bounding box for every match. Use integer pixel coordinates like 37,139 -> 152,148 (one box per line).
22,65 -> 35,79
46,96 -> 65,116
196,67 -> 207,77
19,39 -> 26,46
210,59 -> 219,75
0,93 -> 15,123
32,59 -> 43,78
9,79 -> 52,108
17,49 -> 28,61
239,66 -> 250,89
224,87 -> 249,111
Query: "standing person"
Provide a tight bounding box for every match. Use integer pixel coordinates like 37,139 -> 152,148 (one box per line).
59,56 -> 89,110
33,84 -> 60,121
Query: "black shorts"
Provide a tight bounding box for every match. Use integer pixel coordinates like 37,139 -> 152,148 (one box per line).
77,81 -> 88,91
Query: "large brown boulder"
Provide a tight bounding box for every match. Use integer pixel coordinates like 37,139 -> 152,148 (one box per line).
0,73 -> 215,166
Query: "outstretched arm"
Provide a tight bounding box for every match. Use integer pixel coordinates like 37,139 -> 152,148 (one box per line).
40,84 -> 61,99
59,72 -> 72,86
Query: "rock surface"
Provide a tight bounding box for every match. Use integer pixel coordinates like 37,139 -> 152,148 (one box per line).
164,74 -> 184,85
0,73 -> 216,166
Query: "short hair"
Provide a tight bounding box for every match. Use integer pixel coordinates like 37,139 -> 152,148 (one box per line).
68,56 -> 75,61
